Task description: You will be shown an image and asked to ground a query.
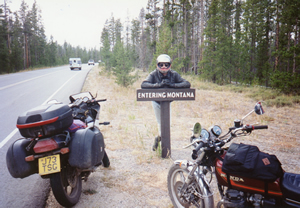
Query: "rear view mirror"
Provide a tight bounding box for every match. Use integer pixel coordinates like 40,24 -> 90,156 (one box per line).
254,102 -> 265,115
241,101 -> 265,123
193,122 -> 202,138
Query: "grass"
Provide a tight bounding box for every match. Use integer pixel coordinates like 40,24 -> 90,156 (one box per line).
187,75 -> 299,107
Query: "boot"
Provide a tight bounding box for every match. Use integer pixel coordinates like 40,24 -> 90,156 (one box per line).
152,136 -> 161,151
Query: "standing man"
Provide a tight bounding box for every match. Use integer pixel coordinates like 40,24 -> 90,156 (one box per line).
141,54 -> 191,151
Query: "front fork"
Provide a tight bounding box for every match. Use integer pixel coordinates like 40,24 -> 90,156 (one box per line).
173,154 -> 214,207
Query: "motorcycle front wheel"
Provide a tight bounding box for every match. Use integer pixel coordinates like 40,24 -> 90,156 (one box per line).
50,164 -> 82,207
168,164 -> 213,208
102,150 -> 110,168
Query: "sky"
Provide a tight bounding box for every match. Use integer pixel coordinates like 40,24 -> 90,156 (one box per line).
2,0 -> 149,50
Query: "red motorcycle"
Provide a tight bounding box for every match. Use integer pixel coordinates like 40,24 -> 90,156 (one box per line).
167,102 -> 300,208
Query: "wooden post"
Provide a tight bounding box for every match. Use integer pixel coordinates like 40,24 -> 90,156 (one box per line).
137,88 -> 195,158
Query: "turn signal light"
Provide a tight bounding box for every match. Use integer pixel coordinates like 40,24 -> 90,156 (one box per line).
60,147 -> 69,154
25,155 -> 35,162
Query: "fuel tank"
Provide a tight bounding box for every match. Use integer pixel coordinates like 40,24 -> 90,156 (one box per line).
215,152 -> 282,198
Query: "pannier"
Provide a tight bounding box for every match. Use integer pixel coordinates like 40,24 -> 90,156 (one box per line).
16,103 -> 73,138
222,143 -> 283,181
6,138 -> 38,178
68,127 -> 105,169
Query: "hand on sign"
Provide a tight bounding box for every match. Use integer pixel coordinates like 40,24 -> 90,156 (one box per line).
162,79 -> 175,88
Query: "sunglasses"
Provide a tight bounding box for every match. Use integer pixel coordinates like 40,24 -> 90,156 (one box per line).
158,63 -> 171,68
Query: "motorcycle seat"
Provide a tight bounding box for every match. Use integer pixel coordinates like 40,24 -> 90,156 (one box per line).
281,172 -> 300,203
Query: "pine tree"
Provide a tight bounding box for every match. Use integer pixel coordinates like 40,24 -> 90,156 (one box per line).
0,7 -> 9,73
150,22 -> 182,72
112,39 -> 136,87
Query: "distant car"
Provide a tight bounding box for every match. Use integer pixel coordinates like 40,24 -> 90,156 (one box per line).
69,58 -> 82,70
88,59 -> 95,65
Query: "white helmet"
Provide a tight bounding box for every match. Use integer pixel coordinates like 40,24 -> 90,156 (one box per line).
156,54 -> 171,73
156,54 -> 172,64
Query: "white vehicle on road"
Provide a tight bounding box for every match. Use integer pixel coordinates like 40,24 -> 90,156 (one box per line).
88,59 -> 95,65
69,58 -> 82,70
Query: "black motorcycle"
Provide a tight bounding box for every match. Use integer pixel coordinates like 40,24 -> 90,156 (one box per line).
6,92 -> 110,207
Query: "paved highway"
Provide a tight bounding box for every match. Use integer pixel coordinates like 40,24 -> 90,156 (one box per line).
0,64 -> 94,207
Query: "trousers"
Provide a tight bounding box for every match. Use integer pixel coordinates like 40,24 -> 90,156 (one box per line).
152,101 -> 171,136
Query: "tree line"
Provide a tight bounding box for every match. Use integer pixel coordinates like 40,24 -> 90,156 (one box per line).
100,0 -> 299,94
0,0 -> 99,74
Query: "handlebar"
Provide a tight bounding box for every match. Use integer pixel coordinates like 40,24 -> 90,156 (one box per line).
190,124 -> 268,160
96,99 -> 107,102
252,125 -> 268,130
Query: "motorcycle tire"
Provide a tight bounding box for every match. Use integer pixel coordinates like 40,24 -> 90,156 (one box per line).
50,164 -> 82,207
102,150 -> 110,168
167,164 -> 213,208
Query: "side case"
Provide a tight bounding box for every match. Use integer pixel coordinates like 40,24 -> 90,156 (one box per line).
6,138 -> 38,178
68,127 -> 105,169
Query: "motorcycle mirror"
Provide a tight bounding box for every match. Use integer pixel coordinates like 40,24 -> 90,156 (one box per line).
193,122 -> 202,138
241,101 -> 264,123
254,102 -> 265,115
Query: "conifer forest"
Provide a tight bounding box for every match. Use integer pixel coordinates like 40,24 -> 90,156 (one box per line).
1,0 -> 299,94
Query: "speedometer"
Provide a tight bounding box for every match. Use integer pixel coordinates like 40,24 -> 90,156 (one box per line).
212,125 -> 222,137
83,96 -> 89,102
201,129 -> 210,140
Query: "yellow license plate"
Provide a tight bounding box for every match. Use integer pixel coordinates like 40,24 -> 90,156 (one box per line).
38,154 -> 61,175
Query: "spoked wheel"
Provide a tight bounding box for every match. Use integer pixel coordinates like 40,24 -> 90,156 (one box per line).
167,164 -> 205,208
50,164 -> 82,207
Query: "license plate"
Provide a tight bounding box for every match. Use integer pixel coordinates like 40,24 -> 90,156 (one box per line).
38,154 -> 61,175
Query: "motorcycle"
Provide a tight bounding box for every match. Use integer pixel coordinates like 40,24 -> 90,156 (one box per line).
167,102 -> 300,208
6,92 -> 110,207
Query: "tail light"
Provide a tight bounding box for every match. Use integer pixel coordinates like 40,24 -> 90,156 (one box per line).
33,138 -> 59,153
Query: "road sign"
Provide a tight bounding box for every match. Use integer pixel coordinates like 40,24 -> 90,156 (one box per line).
137,88 -> 195,158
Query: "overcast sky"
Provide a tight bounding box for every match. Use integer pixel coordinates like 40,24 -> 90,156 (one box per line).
2,0 -> 149,50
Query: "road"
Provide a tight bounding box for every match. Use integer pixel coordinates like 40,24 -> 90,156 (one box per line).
0,64 -> 95,207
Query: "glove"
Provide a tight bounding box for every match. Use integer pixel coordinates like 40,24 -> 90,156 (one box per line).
162,79 -> 175,88
154,83 -> 164,88
169,83 -> 175,88
161,79 -> 170,86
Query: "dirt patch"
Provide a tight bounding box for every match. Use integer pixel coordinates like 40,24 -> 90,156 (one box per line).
46,66 -> 300,208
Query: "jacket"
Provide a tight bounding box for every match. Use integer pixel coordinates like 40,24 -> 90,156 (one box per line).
141,69 -> 191,89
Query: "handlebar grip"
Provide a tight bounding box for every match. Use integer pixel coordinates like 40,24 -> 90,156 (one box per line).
96,99 -> 107,102
192,142 -> 204,160
253,125 -> 268,130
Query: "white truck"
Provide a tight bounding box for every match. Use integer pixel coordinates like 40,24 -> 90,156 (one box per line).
69,58 -> 82,70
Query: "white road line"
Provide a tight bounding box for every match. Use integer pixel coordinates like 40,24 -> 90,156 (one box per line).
0,72 -> 80,149
0,129 -> 18,149
0,71 -> 58,91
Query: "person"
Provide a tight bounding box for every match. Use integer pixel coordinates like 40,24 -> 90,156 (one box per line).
141,54 -> 191,151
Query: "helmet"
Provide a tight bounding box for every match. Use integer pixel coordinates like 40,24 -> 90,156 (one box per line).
156,54 -> 172,64
156,54 -> 171,74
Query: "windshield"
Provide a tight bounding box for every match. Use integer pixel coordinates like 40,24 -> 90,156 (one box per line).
70,92 -> 93,101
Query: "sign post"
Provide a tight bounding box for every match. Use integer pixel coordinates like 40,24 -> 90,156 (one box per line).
137,88 -> 195,158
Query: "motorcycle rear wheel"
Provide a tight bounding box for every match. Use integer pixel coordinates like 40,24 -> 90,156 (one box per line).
50,164 -> 82,207
102,150 -> 110,167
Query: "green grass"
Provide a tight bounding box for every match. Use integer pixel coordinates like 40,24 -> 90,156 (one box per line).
186,75 -> 299,107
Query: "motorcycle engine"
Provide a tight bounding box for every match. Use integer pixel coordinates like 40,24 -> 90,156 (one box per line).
218,189 -> 246,208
